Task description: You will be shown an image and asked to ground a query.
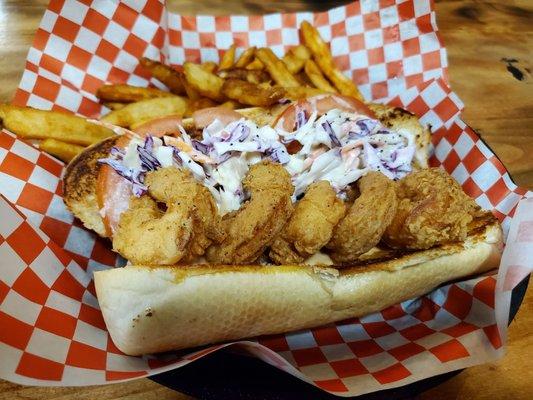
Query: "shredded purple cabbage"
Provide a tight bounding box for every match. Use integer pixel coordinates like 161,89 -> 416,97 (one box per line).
200,134 -> 224,147
193,121 -> 253,164
295,107 -> 307,130
96,135 -> 171,197
362,142 -> 395,179
228,122 -> 250,142
98,158 -> 148,196
110,146 -> 125,157
356,118 -> 378,134
384,146 -> 415,170
322,121 -> 341,147
347,131 -> 363,140
131,184 -> 147,197
266,145 -> 290,164
279,134 -> 296,144
173,148 -> 183,165
191,139 -> 211,154
143,136 -> 154,153
194,117 -> 298,167
216,152 -> 233,164
137,145 -> 161,171
97,158 -> 125,174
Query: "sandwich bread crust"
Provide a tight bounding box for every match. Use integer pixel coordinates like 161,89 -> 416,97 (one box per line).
95,219 -> 502,355
63,136 -> 119,237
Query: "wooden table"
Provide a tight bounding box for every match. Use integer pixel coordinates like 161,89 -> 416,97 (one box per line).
0,0 -> 531,399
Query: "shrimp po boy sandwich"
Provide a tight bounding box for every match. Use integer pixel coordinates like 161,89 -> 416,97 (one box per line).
64,94 -> 502,355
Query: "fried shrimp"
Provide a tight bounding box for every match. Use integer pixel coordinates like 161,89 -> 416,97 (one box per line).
113,167 -> 221,265
145,168 -> 224,262
269,181 -> 346,264
206,161 -> 294,264
326,171 -> 398,263
112,196 -> 193,265
383,168 -> 483,250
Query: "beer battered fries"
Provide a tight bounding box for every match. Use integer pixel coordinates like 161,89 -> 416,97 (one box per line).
0,104 -> 113,146
301,21 -> 363,100
139,57 -> 185,95
222,79 -> 285,107
96,84 -> 176,103
99,20 -> 365,135
6,20 -> 367,166
183,62 -> 226,102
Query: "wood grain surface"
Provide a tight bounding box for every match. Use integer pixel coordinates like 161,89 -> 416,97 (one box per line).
0,0 -> 531,399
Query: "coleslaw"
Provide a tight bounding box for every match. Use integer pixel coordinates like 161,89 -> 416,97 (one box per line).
98,108 -> 416,214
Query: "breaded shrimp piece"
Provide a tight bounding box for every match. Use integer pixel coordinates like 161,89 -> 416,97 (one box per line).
113,167 -> 221,265
112,195 -> 193,265
145,167 -> 224,262
326,171 -> 397,263
383,168 -> 483,249
206,161 -> 294,264
270,181 -> 346,264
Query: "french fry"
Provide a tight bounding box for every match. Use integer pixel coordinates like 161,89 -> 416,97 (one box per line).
304,60 -> 336,92
282,45 -> 311,74
219,44 -> 236,70
246,58 -> 264,70
219,100 -> 243,110
234,47 -> 256,68
295,71 -> 313,86
255,48 -> 300,87
221,79 -> 286,107
180,74 -> 201,100
139,57 -> 185,95
0,104 -> 113,146
281,86 -> 330,101
282,54 -> 304,75
183,62 -> 226,102
292,45 -> 312,61
185,97 -> 219,116
258,81 -> 273,89
300,21 -> 363,100
96,84 -> 175,103
39,138 -> 84,163
103,102 -> 127,110
201,61 -> 218,73
217,68 -> 270,84
101,97 -> 189,127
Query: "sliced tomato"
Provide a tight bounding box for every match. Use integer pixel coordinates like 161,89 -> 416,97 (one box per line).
192,106 -> 242,129
96,135 -> 132,237
273,94 -> 376,132
133,115 -> 183,137
97,167 -> 132,237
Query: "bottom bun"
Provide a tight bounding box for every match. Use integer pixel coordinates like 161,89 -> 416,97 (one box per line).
94,221 -> 502,355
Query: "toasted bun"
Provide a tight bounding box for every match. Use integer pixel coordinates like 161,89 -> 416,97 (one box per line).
94,218 -> 502,355
63,135 -> 119,237
367,103 -> 430,169
64,103 -> 430,238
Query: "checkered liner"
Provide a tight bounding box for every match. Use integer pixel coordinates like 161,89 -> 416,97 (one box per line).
1,0 -> 531,396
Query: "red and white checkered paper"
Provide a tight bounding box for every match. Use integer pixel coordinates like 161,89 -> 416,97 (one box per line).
1,0 -> 531,396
